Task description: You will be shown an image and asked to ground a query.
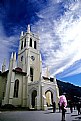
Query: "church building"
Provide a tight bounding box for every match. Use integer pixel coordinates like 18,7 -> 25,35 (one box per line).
0,25 -> 59,110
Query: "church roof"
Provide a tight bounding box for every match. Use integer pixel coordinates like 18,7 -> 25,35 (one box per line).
13,67 -> 27,76
42,76 -> 54,82
0,70 -> 9,76
42,76 -> 50,80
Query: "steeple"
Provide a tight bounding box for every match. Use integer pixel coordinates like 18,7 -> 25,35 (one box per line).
18,24 -> 40,82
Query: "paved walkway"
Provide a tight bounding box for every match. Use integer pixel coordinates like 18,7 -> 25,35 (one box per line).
0,108 -> 81,121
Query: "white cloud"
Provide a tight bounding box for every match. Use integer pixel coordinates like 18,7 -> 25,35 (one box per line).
1,0 -> 81,80
32,0 -> 81,78
0,22 -> 19,70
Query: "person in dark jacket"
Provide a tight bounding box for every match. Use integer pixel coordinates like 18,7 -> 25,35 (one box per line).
61,102 -> 66,121
52,101 -> 56,113
69,101 -> 73,113
77,102 -> 81,115
58,102 -> 61,112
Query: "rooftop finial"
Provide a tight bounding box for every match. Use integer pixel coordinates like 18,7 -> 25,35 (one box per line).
46,66 -> 50,78
21,31 -> 24,36
3,58 -> 6,66
27,24 -> 30,33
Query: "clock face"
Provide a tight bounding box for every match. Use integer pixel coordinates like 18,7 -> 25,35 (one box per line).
31,56 -> 35,61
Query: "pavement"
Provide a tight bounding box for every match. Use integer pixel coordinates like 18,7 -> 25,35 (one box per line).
0,108 -> 81,121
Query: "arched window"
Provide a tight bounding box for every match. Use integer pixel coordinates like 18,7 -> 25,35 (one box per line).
13,79 -> 19,98
30,67 -> 33,81
21,41 -> 23,50
24,38 -> 26,47
45,90 -> 53,106
30,38 -> 32,47
21,56 -> 23,62
34,41 -> 36,49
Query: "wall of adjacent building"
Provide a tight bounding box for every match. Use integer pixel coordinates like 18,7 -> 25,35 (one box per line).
0,76 -> 3,105
0,76 -> 7,106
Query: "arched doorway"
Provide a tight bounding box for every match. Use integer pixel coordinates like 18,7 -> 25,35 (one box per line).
31,90 -> 37,108
45,90 -> 53,106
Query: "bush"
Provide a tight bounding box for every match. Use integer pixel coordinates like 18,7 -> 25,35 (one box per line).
1,104 -> 15,109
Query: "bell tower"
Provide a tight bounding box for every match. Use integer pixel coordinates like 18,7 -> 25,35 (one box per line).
18,25 -> 41,83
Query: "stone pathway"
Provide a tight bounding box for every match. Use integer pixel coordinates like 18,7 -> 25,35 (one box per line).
0,108 -> 81,121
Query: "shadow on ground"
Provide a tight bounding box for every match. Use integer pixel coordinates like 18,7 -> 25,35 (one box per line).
44,112 -> 55,114
71,115 -> 78,116
72,115 -> 81,121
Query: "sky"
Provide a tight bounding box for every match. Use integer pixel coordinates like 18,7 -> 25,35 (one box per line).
0,0 -> 81,86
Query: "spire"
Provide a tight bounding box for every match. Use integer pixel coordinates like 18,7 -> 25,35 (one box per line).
27,24 -> 30,33
11,52 -> 13,59
13,52 -> 16,60
21,31 -> 24,36
13,52 -> 17,69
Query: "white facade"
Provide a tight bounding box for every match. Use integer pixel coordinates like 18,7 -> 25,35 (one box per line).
0,25 -> 59,110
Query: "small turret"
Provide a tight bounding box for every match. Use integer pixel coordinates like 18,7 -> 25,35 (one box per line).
13,52 -> 17,69
11,52 -> 14,60
21,31 -> 24,36
2,59 -> 6,72
40,54 -> 42,73
27,24 -> 30,33
13,52 -> 16,60
46,66 -> 50,78
53,75 -> 57,84
9,52 -> 17,70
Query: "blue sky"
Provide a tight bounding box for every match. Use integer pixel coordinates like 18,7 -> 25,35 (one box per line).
0,0 -> 81,86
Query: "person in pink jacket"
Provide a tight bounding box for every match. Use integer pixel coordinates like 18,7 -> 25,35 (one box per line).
59,95 -> 67,121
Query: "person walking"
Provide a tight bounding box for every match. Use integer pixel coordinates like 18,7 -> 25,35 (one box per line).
58,102 -> 61,112
77,102 -> 81,115
69,101 -> 73,113
52,101 -> 56,113
61,102 -> 66,121
59,95 -> 67,121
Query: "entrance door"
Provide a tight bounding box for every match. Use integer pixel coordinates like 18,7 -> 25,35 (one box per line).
32,90 -> 37,108
45,90 -> 53,106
